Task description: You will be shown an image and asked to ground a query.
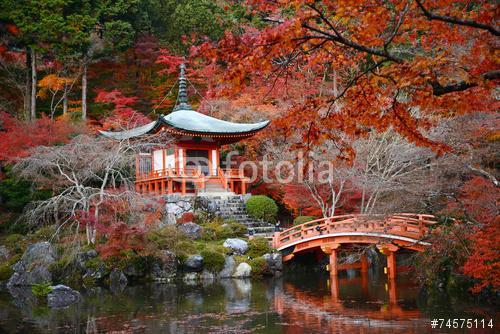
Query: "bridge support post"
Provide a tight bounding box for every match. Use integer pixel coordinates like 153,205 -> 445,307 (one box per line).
377,244 -> 399,280
322,243 -> 341,276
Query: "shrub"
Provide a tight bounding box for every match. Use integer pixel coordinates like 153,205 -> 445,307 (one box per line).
3,234 -> 26,254
249,257 -> 268,276
146,225 -> 188,250
249,257 -> 268,277
174,240 -> 198,263
200,249 -> 225,272
247,237 -> 271,258
224,220 -> 248,238
293,216 -> 317,226
177,212 -> 196,224
246,195 -> 278,223
32,283 -> 53,297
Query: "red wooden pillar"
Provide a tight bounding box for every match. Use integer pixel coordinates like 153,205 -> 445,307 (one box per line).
329,273 -> 340,303
378,244 -> 399,280
322,243 -> 341,276
387,251 -> 396,280
181,179 -> 186,195
360,254 -> 368,273
241,180 -> 246,194
329,250 -> 338,276
388,277 -> 397,305
168,179 -> 173,194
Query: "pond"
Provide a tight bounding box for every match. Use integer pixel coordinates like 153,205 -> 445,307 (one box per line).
0,269 -> 497,333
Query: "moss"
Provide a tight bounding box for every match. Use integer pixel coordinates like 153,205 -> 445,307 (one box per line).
29,225 -> 57,241
146,225 -> 189,250
32,283 -> 53,298
82,275 -> 97,287
293,216 -> 317,225
248,257 -> 268,277
3,234 -> 27,254
200,249 -> 225,272
245,195 -> 278,223
0,262 -> 14,281
247,237 -> 271,258
84,257 -> 102,270
224,220 -> 248,238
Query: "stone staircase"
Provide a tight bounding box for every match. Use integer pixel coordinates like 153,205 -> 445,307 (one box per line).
207,195 -> 276,240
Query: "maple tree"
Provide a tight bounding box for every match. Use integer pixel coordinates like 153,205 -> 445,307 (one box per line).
96,221 -> 145,259
0,111 -> 78,162
194,0 -> 499,156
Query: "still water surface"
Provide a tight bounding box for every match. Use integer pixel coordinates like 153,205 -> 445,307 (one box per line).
0,270 -> 497,333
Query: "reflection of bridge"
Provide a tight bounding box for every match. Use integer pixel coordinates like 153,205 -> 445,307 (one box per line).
273,274 -> 428,333
272,214 -> 437,278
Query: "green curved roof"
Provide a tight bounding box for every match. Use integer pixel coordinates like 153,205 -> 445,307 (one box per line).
99,64 -> 269,140
100,110 -> 269,140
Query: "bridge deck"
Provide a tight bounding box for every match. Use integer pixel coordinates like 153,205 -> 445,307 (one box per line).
273,213 -> 437,253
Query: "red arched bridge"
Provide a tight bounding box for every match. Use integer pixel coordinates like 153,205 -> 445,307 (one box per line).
272,213 -> 438,279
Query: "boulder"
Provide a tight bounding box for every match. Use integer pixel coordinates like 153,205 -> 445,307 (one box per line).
8,242 -> 57,286
0,245 -> 10,261
262,253 -> 283,276
233,262 -> 252,278
75,250 -> 98,271
223,238 -> 248,255
109,269 -> 127,291
47,285 -> 81,308
83,263 -> 106,282
218,256 -> 236,278
151,250 -> 178,281
184,255 -> 203,272
177,222 -> 202,240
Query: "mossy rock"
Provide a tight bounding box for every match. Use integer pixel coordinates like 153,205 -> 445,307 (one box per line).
247,237 -> 271,258
200,249 -> 225,272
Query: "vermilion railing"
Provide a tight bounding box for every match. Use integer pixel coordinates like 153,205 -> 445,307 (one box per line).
273,213 -> 438,250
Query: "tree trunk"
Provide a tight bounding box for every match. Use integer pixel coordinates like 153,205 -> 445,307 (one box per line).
62,85 -> 68,115
81,61 -> 87,120
24,47 -> 32,120
30,48 -> 37,120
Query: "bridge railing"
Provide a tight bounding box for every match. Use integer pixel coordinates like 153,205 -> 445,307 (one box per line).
273,214 -> 438,250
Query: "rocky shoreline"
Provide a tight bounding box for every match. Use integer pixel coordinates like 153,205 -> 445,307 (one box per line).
2,238 -> 282,308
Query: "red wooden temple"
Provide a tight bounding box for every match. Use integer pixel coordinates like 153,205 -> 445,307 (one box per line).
100,64 -> 269,196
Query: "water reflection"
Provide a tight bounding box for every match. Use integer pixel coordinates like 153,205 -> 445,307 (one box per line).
0,271 -> 496,333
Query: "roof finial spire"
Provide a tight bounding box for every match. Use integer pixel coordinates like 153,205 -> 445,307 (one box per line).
174,63 -> 192,111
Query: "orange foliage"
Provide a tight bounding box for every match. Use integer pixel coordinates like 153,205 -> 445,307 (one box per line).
193,0 -> 499,156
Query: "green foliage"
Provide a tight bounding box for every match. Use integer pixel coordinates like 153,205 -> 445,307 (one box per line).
30,225 -> 57,241
174,240 -> 198,264
246,195 -> 278,223
0,263 -> 14,281
32,282 -> 53,298
247,237 -> 271,258
0,166 -> 51,213
146,225 -> 188,250
293,216 -> 317,226
248,257 -> 268,277
200,249 -> 225,272
3,234 -> 27,254
224,220 -> 248,238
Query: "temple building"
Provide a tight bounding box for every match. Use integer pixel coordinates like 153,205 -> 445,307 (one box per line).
100,64 -> 269,196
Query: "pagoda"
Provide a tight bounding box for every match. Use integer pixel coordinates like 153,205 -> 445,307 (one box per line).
100,64 -> 269,196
